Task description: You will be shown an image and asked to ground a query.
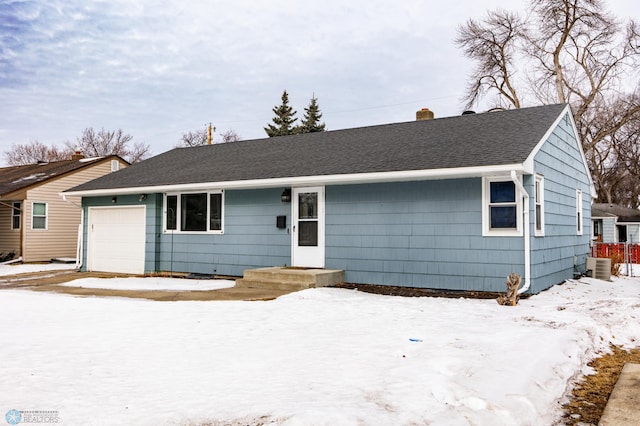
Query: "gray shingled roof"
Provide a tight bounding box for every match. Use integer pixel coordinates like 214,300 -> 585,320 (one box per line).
0,157 -> 120,196
68,104 -> 568,192
592,203 -> 640,222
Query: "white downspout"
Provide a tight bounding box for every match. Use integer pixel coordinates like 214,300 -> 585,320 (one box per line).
511,171 -> 531,294
76,210 -> 84,269
61,194 -> 83,269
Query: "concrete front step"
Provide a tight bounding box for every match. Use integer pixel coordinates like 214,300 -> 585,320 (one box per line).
236,267 -> 344,291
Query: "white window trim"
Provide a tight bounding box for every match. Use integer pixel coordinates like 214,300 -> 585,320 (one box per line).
31,201 -> 48,230
576,189 -> 583,235
534,175 -> 545,236
163,191 -> 224,234
111,160 -> 120,172
482,176 -> 522,237
11,201 -> 21,230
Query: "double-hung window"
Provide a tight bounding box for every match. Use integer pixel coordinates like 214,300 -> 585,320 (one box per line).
534,175 -> 545,236
483,177 -> 521,236
164,191 -> 224,233
32,202 -> 47,230
576,189 -> 583,235
11,202 -> 21,230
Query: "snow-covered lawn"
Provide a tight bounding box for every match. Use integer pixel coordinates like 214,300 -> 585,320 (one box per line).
59,277 -> 236,292
0,262 -> 76,277
1,273 -> 639,425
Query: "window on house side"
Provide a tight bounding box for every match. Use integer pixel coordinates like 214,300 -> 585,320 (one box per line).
11,202 -> 20,230
111,160 -> 120,172
489,181 -> 517,229
576,189 -> 583,235
535,175 -> 544,236
32,202 -> 47,230
483,177 -> 522,236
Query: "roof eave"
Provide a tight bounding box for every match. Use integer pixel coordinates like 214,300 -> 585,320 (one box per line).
63,164 -> 526,197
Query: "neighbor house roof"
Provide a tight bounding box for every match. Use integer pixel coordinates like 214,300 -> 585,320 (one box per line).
0,156 -> 125,198
65,104 -> 575,195
592,203 -> 640,223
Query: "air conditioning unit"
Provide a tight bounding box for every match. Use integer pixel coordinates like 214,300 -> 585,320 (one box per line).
586,257 -> 611,281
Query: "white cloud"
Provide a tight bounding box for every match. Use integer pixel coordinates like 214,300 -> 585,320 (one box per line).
0,0 -> 637,160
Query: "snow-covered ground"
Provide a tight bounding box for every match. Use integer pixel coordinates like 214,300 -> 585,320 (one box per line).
0,262 -> 76,277
0,268 -> 639,425
59,277 -> 236,291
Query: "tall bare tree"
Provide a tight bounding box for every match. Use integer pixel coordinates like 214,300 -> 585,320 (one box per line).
456,0 -> 640,206
456,9 -> 526,110
4,128 -> 150,165
64,127 -> 150,163
4,140 -> 67,165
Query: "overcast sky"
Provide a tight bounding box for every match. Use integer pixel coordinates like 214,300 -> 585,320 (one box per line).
1,0 -> 637,165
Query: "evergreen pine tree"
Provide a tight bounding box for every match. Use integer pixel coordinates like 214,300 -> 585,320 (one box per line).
299,95 -> 326,133
264,90 -> 298,137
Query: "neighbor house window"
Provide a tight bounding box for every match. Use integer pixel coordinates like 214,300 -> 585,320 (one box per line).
32,202 -> 47,230
576,189 -> 583,235
164,192 -> 223,233
111,160 -> 120,172
11,202 -> 21,230
483,177 -> 521,236
534,175 -> 545,236
593,219 -> 603,242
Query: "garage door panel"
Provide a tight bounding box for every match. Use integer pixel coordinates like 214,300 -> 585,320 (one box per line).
88,207 -> 146,274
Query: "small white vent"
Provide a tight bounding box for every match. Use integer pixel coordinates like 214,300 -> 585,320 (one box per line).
586,257 -> 611,281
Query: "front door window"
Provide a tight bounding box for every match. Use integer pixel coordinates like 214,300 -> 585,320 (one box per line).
298,193 -> 318,246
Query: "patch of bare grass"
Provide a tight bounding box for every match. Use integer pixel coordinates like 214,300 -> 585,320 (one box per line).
561,345 -> 640,425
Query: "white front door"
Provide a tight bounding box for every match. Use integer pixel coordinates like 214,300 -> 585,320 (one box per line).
292,186 -> 325,268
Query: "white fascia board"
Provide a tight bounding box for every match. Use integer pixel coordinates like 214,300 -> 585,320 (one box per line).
62,163 -> 526,197
523,104 -> 596,196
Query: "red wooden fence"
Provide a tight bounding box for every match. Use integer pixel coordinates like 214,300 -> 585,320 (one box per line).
592,243 -> 640,263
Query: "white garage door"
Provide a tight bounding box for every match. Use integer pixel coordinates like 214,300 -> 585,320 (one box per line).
88,206 -> 146,274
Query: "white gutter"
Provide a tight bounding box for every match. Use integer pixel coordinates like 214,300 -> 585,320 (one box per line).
61,163 -> 527,197
511,171 -> 531,294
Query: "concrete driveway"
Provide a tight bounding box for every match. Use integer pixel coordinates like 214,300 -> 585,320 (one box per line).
0,270 -> 294,301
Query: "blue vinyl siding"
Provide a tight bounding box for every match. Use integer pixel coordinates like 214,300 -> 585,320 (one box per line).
81,194 -> 160,273
79,112 -> 592,294
529,112 -> 592,292
82,189 -> 290,276
601,218 -> 616,242
156,188 -> 290,276
325,179 -> 524,292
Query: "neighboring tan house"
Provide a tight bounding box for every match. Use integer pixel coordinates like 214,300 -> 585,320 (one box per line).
592,203 -> 640,243
64,104 -> 594,294
0,155 -> 128,262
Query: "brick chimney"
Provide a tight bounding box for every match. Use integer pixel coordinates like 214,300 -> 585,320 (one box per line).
416,108 -> 434,121
71,150 -> 84,160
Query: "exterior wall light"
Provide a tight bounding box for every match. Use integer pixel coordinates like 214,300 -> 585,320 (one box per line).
281,188 -> 291,203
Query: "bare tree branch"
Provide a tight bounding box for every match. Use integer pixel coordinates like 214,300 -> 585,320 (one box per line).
457,0 -> 640,206
63,127 -> 150,163
4,140 -> 67,165
455,9 -> 526,110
